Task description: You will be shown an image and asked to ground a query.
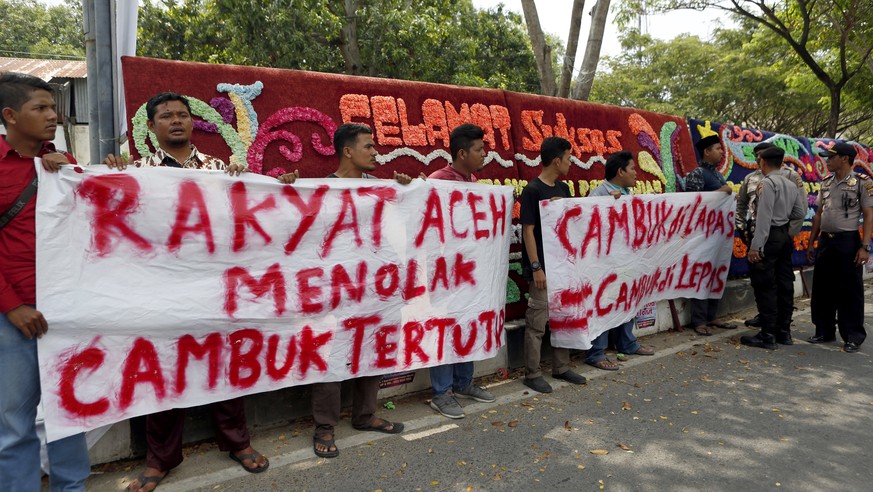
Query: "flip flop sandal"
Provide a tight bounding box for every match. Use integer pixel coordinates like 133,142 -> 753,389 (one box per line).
632,347 -> 655,356
313,435 -> 339,458
586,359 -> 620,371
692,325 -> 713,336
353,418 -> 405,434
229,451 -> 270,473
128,472 -> 167,492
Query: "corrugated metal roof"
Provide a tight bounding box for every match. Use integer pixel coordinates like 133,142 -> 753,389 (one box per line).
0,57 -> 87,80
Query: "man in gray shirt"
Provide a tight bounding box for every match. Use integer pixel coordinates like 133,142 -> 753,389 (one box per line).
584,151 -> 655,370
741,147 -> 807,349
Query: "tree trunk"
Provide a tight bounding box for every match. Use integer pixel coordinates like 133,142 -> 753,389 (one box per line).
521,0 -> 557,96
339,0 -> 362,75
572,0 -> 610,101
827,85 -> 841,138
559,0 -> 586,98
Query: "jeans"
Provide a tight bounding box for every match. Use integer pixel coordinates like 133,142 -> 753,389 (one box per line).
585,320 -> 640,364
429,362 -> 474,396
0,308 -> 89,491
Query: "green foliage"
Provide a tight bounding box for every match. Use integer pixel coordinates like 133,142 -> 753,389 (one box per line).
136,0 -> 541,92
598,1 -> 873,140
610,0 -> 873,139
0,0 -> 84,59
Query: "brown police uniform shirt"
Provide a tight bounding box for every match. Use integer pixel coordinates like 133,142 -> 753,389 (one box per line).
815,170 -> 873,233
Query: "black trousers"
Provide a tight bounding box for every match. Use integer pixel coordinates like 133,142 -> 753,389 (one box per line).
749,225 -> 794,339
690,298 -> 720,327
146,398 -> 251,471
811,232 -> 867,345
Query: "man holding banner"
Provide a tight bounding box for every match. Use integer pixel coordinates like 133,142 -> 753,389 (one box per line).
584,151 -> 655,370
520,137 -> 588,393
741,147 -> 807,350
0,72 -> 89,491
310,123 -> 408,458
103,92 -> 268,491
684,134 -> 735,336
426,124 -> 497,419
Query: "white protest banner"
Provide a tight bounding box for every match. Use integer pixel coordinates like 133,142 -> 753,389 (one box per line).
36,165 -> 513,441
540,192 -> 736,349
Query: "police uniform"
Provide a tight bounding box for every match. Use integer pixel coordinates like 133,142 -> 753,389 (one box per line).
810,166 -> 873,347
737,166 -> 807,240
743,150 -> 807,348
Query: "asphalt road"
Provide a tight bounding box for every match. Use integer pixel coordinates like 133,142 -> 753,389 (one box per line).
85,295 -> 873,492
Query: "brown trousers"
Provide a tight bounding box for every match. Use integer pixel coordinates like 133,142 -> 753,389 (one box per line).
524,284 -> 570,378
145,397 -> 251,471
311,376 -> 380,437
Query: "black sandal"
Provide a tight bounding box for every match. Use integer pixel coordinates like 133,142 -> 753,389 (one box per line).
128,472 -> 167,492
313,435 -> 339,458
229,451 -> 270,473
353,418 -> 404,434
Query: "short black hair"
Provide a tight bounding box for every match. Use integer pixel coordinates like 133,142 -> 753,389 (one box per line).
334,123 -> 373,155
604,151 -> 634,180
0,72 -> 54,125
540,137 -> 572,167
146,92 -> 191,122
449,123 -> 485,161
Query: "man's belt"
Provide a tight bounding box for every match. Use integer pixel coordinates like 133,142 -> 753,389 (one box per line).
822,231 -> 858,238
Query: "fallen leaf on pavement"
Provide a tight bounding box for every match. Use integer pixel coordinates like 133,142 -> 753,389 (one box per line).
621,401 -> 632,411
492,421 -> 505,426
590,449 -> 609,455
617,443 -> 631,451
564,420 -> 572,430
508,420 -> 519,427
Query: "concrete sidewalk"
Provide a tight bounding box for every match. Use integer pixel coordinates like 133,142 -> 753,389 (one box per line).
82,297 -> 772,491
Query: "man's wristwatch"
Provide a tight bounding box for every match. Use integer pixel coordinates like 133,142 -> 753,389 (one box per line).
530,261 -> 542,272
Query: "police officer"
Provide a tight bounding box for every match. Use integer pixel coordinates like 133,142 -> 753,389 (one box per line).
806,142 -> 873,353
740,147 -> 807,349
736,142 -> 808,328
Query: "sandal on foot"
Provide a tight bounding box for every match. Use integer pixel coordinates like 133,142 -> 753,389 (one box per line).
313,435 -> 339,458
229,451 -> 269,473
692,325 -> 713,336
353,418 -> 404,434
128,472 -> 167,492
631,347 -> 655,356
586,359 -> 620,371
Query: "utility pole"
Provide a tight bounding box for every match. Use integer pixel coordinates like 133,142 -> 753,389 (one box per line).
83,0 -> 119,164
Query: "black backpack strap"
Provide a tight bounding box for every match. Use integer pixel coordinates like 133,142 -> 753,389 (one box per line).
0,175 -> 39,231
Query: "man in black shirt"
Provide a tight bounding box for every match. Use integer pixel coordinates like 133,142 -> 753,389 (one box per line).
684,134 -> 735,335
519,137 -> 588,393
